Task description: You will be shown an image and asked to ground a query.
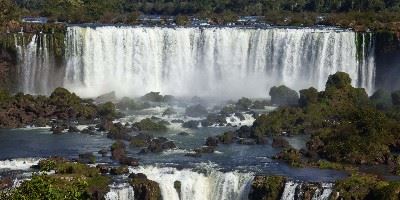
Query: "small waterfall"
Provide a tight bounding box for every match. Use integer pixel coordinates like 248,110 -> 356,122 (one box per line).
105,183 -> 135,200
128,166 -> 253,200
280,181 -> 333,200
14,34 -> 61,94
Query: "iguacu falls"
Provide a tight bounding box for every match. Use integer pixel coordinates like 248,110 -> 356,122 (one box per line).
16,26 -> 376,97
1,22 -> 400,200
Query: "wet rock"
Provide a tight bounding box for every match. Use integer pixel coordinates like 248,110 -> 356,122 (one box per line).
185,152 -> 202,158
133,118 -> 167,132
185,104 -> 208,117
248,175 -> 286,200
119,157 -> 139,167
98,149 -> 108,157
68,125 -> 80,133
80,128 -> 95,135
95,91 -> 117,104
182,120 -> 200,129
162,108 -> 176,116
269,85 -> 299,106
161,141 -> 176,149
205,136 -> 219,147
51,125 -> 64,134
237,125 -> 252,138
130,133 -> 153,147
130,173 -> 162,200
174,180 -> 181,198
194,146 -> 215,154
97,164 -> 110,174
107,123 -> 131,141
78,152 -> 96,164
141,92 -> 164,102
178,131 -> 189,136
97,119 -> 114,132
239,138 -> 256,145
234,112 -> 245,121
217,131 -> 237,144
272,137 -> 290,148
110,165 -> 129,175
111,141 -> 126,161
171,119 -> 184,124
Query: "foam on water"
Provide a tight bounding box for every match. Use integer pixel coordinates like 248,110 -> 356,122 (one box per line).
0,158 -> 41,171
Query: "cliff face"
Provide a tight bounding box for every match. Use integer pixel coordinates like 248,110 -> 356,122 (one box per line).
0,44 -> 17,91
375,31 -> 400,91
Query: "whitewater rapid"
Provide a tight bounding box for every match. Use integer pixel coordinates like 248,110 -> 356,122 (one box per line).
16,26 -> 375,98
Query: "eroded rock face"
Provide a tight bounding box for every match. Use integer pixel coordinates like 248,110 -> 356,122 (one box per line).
248,176 -> 286,200
129,173 -> 161,200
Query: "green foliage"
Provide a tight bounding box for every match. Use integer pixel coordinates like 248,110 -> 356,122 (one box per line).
392,91 -> 400,106
4,159 -> 110,200
97,102 -> 117,119
370,89 -> 393,110
133,118 -> 167,131
251,72 -> 400,165
175,15 -> 189,26
269,85 -> 299,106
333,174 -> 381,200
249,176 -> 286,200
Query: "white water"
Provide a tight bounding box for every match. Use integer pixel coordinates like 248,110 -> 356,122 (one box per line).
0,158 -> 41,171
105,183 -> 135,200
16,26 -> 376,97
128,166 -> 253,200
281,181 -> 333,200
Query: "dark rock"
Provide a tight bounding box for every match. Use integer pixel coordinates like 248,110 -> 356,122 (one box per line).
98,149 -> 108,157
98,119 -> 114,132
235,97 -> 252,111
130,173 -> 162,200
174,181 -> 181,198
239,138 -> 256,145
269,85 -> 299,106
110,165 -> 129,175
178,132 -> 190,136
205,136 -> 219,147
161,141 -> 176,150
95,91 -> 117,104
81,128 -> 95,135
237,125 -> 252,138
68,125 -> 80,133
182,120 -> 200,129
248,175 -> 286,200
184,152 -> 202,158
234,112 -> 245,121
141,92 -> 164,102
51,125 -> 65,134
171,119 -> 184,124
119,156 -> 139,167
217,131 -> 237,144
162,108 -> 176,116
107,123 -> 131,141
78,152 -> 96,164
97,164 -> 110,174
133,118 -> 167,132
272,137 -> 290,148
185,104 -> 208,117
111,141 -> 126,161
194,146 -> 215,154
130,133 -> 153,147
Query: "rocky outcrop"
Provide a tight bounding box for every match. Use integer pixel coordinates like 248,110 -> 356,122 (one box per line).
248,176 -> 286,200
129,173 -> 161,200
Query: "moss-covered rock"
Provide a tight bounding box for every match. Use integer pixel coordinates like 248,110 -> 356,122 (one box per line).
269,85 -> 299,106
133,118 -> 167,132
248,175 -> 286,200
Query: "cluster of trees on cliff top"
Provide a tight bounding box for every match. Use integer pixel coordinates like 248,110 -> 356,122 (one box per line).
1,0 -> 400,29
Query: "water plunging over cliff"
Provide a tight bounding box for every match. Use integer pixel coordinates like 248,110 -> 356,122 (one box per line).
17,26 -> 376,97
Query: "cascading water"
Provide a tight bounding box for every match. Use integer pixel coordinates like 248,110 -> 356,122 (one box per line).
280,181 -> 333,200
128,166 -> 254,200
16,26 -> 376,97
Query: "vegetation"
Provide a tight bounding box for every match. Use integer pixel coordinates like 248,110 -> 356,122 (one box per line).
249,72 -> 400,167
1,159 -> 110,199
248,175 -> 286,200
133,118 -> 167,131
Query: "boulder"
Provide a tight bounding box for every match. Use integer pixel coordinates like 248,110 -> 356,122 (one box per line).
185,104 -> 208,117
269,85 -> 299,106
110,166 -> 129,175
205,136 -> 219,147
272,137 -> 290,148
78,152 -> 96,164
130,173 -> 162,200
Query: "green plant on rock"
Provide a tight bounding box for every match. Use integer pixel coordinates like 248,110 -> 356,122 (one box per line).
133,118 -> 167,132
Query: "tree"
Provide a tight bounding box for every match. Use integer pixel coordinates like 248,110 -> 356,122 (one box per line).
0,0 -> 19,25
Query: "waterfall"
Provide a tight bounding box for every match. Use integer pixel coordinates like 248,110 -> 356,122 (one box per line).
280,181 -> 333,200
128,166 -> 254,200
16,26 -> 376,97
15,34 -> 63,94
105,183 -> 135,200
